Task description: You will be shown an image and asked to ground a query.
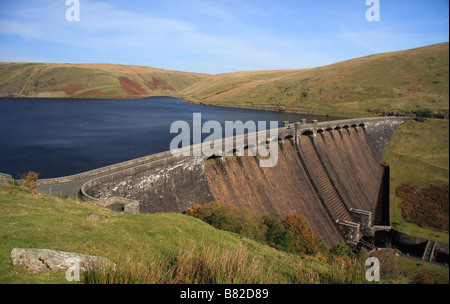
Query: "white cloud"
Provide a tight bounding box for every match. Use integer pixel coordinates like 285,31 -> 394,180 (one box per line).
0,19 -> 45,40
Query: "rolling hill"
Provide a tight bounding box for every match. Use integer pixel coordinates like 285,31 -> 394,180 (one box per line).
0,62 -> 210,99
0,42 -> 448,118
180,42 -> 449,117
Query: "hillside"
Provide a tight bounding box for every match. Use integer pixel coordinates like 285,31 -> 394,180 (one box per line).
1,185 -> 448,284
180,43 -> 449,117
0,63 -> 210,99
0,185 -> 302,284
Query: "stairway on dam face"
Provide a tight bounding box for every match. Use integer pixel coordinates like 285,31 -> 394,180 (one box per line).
313,128 -> 384,216
300,135 -> 353,223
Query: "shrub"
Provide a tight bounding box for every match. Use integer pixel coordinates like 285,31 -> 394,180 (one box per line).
283,214 -> 327,256
185,202 -> 267,243
330,243 -> 353,257
240,214 -> 267,243
185,204 -> 206,221
262,215 -> 294,252
23,171 -> 40,190
186,205 -> 328,257
198,201 -> 244,233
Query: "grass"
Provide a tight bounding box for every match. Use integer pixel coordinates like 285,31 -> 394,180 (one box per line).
395,255 -> 449,284
0,185 -> 321,284
83,241 -> 283,284
82,242 -> 373,284
1,185 -> 448,284
383,119 -> 449,243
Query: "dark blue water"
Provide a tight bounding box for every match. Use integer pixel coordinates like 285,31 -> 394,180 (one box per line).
0,97 -> 336,179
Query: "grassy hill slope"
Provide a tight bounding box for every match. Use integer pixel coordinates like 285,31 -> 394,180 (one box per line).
0,62 -> 210,99
180,43 -> 449,117
0,185 -> 448,284
0,184 -> 332,284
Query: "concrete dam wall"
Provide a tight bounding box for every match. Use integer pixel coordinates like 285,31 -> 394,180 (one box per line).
80,117 -> 410,248
205,140 -> 344,247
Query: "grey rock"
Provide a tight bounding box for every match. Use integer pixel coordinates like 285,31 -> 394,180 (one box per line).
10,248 -> 114,274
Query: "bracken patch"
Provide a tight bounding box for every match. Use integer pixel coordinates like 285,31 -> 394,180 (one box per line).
397,183 -> 449,232
118,76 -> 147,95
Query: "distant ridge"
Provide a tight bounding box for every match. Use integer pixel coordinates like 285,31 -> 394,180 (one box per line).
180,42 -> 449,117
0,62 -> 210,99
0,42 -> 448,117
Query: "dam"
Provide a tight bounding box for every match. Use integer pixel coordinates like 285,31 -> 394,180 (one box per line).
34,116 -> 423,251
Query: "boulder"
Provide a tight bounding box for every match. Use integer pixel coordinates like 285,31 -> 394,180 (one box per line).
10,248 -> 114,274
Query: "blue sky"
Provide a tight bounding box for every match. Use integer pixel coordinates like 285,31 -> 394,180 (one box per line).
0,0 -> 448,74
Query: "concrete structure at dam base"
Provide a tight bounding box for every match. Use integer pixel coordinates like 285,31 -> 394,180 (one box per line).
30,116 -> 448,263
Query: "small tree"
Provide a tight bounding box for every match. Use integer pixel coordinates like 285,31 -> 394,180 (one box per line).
24,171 -> 40,190
283,214 -> 327,256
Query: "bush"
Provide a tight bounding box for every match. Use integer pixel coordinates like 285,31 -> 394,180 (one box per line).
185,202 -> 267,243
23,171 -> 40,190
330,243 -> 353,257
186,204 -> 328,257
263,215 -> 294,252
240,215 -> 267,243
185,204 -> 205,221
283,214 -> 327,256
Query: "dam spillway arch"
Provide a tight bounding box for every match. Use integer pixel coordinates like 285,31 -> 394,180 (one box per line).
44,116 -> 411,248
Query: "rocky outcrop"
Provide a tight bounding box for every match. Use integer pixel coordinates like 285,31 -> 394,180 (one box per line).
10,248 -> 114,274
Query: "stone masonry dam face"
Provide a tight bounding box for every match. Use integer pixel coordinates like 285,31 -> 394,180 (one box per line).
81,117 -> 410,248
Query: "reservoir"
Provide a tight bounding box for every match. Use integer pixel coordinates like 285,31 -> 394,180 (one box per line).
0,96 -> 337,179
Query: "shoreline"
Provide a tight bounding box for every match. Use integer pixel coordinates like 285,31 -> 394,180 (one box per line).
1,94 -> 445,121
